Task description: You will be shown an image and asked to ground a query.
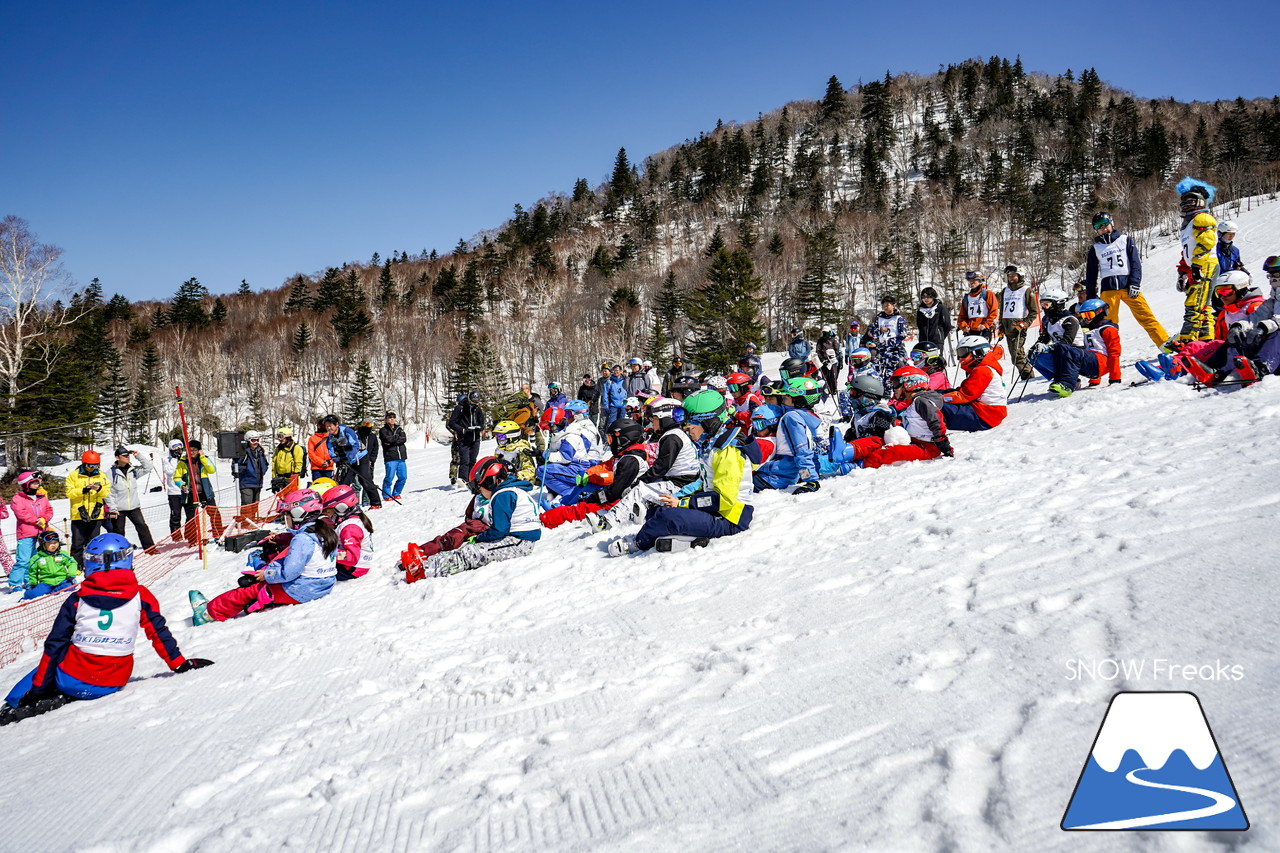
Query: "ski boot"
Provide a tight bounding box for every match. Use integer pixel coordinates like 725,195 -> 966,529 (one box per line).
189,591 -> 213,626
1234,357 -> 1267,387
1182,357 -> 1227,387
400,544 -> 426,583
788,481 -> 822,495
586,512 -> 612,533
1048,382 -> 1073,398
1157,352 -> 1185,380
654,535 -> 710,553
1134,360 -> 1165,382
607,535 -> 639,557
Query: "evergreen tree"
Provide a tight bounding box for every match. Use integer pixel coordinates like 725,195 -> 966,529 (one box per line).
211,297 -> 228,325
446,324 -> 502,408
127,385 -> 152,444
795,226 -> 843,327
314,267 -> 345,309
344,358 -> 381,424
767,231 -> 785,256
705,225 -> 726,257
128,341 -> 164,443
239,279 -> 252,295
83,277 -> 105,308
643,311 -> 670,365
246,385 -> 268,430
169,278 -> 210,329
377,259 -> 396,305
284,275 -> 313,312
686,248 -> 766,371
97,344 -> 131,445
104,293 -> 132,322
291,321 -> 314,356
572,177 -> 593,203
819,75 -> 849,125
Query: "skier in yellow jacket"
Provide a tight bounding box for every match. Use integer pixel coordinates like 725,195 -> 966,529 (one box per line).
65,451 -> 109,568
1170,179 -> 1219,347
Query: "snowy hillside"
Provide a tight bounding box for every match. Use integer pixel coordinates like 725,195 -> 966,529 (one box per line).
2,201 -> 1278,852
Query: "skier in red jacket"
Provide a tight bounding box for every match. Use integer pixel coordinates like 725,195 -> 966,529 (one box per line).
2,533 -> 211,724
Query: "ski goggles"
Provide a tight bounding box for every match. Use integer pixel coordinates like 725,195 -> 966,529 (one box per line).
1077,309 -> 1103,323
1214,284 -> 1239,297
964,271 -> 985,281
83,464 -> 100,474
86,544 -> 133,565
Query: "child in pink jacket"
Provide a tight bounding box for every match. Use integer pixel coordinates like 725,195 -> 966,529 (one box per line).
321,486 -> 373,580
9,472 -> 54,592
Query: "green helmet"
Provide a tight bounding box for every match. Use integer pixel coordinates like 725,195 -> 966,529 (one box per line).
786,376 -> 822,408
680,388 -> 729,428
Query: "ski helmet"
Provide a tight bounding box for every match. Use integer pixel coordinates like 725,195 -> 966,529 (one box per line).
1039,287 -> 1070,313
17,471 -> 42,490
786,376 -> 822,408
539,406 -> 569,432
624,396 -> 643,418
84,533 -> 134,573
889,365 -> 930,392
964,270 -> 986,285
847,374 -> 886,400
956,335 -> 992,362
278,488 -> 324,525
790,327 -> 803,336
1214,270 -> 1260,301
607,419 -> 645,454
1004,264 -> 1024,281
779,357 -> 808,380
468,455 -> 510,493
547,381 -> 560,392
321,485 -> 360,516
564,399 -> 590,417
1077,298 -> 1108,325
645,396 -> 681,422
848,347 -> 873,369
910,342 -> 944,370
1264,256 -> 1280,277
1091,211 -> 1113,230
751,404 -> 783,434
1180,187 -> 1209,215
168,439 -> 185,452
668,374 -> 700,397
309,477 -> 337,498
321,414 -> 341,425
679,389 -> 730,431
38,529 -> 61,547
81,450 -> 101,466
706,375 -> 728,392
1218,220 -> 1239,235
744,342 -> 756,352
493,420 -> 522,444
627,357 -> 642,366
726,372 -> 752,395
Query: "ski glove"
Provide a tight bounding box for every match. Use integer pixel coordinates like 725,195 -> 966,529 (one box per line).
175,659 -> 214,673
1128,284 -> 1141,298
1227,323 -> 1249,349
935,438 -> 954,458
1256,319 -> 1279,340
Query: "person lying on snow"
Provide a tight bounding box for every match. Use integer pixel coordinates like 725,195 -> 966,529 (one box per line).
190,489 -> 338,624
538,419 -> 651,532
607,389 -> 754,556
400,457 -> 541,581
2,533 -> 210,726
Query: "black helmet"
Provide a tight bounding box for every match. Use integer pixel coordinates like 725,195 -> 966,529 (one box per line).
669,374 -> 700,396
321,414 -> 340,425
909,342 -> 944,370
1180,188 -> 1208,215
607,419 -> 645,454
779,357 -> 807,380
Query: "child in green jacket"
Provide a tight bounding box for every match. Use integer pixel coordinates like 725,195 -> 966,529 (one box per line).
24,531 -> 80,599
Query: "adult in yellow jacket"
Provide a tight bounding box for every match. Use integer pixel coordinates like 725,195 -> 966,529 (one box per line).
1172,183 -> 1219,345
65,451 -> 109,567
608,389 -> 752,556
271,427 -> 307,493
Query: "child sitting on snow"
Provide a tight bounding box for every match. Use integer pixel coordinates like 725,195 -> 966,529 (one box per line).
401,457 -> 542,581
22,530 -> 79,599
539,420 -> 651,532
494,419 -> 539,482
321,485 -> 373,580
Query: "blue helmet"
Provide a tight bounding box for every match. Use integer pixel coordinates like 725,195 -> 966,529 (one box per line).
564,399 -> 590,416
751,404 -> 783,434
84,533 -> 135,573
1077,298 -> 1108,325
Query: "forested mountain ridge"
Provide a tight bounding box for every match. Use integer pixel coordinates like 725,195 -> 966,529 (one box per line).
8,57 -> 1280,461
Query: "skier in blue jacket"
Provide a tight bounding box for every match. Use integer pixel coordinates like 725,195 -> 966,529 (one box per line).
602,365 -> 627,426
321,414 -> 366,488
787,328 -> 812,361
753,377 -> 823,493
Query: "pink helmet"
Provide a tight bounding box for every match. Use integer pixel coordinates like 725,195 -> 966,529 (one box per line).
277,488 -> 323,525
321,485 -> 360,516
17,471 -> 41,489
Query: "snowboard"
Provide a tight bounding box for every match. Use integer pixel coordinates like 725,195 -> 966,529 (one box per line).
0,694 -> 74,727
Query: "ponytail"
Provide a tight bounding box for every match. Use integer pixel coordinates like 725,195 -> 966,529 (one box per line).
309,519 -> 339,558
356,509 -> 374,533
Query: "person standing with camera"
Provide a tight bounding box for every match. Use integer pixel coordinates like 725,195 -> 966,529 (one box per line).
106,447 -> 155,551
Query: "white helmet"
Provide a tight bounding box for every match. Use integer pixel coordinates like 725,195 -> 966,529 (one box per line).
1039,287 -> 1069,304
1219,220 -> 1239,234
168,439 -> 185,451
641,359 -> 652,368
1216,269 -> 1260,300
956,335 -> 992,361
706,375 -> 728,392
244,430 -> 262,441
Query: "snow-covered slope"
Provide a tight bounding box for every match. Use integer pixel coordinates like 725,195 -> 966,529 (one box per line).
2,201 -> 1278,852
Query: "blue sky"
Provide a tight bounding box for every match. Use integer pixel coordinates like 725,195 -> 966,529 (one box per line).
6,0 -> 1276,302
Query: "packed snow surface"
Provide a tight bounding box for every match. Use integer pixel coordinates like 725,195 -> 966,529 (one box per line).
2,199 -> 1279,851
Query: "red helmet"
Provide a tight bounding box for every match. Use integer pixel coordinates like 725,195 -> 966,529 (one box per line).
890,365 -> 930,392
726,372 -> 752,395
539,406 -> 568,432
468,455 -> 510,493
81,450 -> 101,465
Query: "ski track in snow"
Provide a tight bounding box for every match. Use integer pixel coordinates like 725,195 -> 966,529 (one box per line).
3,198 -> 1280,851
